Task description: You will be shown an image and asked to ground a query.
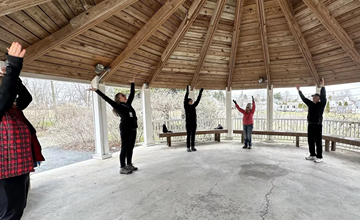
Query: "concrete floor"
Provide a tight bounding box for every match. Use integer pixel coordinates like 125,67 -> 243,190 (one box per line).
22,141 -> 360,220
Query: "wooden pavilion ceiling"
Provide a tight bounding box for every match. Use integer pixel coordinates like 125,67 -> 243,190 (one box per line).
1,0 -> 360,90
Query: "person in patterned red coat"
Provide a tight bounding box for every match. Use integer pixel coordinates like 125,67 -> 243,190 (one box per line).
0,42 -> 44,220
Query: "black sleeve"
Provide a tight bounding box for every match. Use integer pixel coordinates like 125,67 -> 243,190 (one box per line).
298,90 -> 312,107
127,82 -> 135,105
193,89 -> 203,108
184,86 -> 189,107
95,89 -> 118,109
320,87 -> 326,108
16,79 -> 32,110
0,55 -> 22,120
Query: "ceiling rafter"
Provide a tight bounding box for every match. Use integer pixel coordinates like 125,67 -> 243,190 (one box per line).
101,0 -> 187,82
190,0 -> 227,89
227,0 -> 245,91
147,0 -> 208,87
278,0 -> 320,87
256,0 -> 271,90
0,0 -> 52,17
302,0 -> 360,69
24,0 -> 138,64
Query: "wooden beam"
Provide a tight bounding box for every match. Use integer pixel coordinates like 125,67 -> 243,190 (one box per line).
147,0 -> 207,87
227,0 -> 244,91
24,0 -> 138,64
0,0 -> 51,17
190,0 -> 227,89
278,0 -> 320,87
302,0 -> 360,69
256,0 -> 271,89
101,0 -> 187,82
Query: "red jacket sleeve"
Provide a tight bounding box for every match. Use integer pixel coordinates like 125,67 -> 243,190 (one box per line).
235,104 -> 245,114
251,100 -> 256,114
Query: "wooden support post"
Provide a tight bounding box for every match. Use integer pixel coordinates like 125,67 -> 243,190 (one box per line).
296,136 -> 299,147
331,141 -> 336,151
325,140 -> 330,152
167,137 -> 171,147
218,134 -> 220,142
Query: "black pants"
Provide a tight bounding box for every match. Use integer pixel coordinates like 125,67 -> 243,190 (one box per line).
0,173 -> 30,220
186,124 -> 197,148
120,129 -> 137,168
308,124 -> 323,159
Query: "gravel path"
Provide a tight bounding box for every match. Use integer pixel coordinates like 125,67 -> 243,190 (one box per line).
33,147 -> 93,173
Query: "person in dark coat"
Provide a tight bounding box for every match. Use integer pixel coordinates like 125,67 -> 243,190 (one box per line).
184,85 -> 203,152
296,78 -> 327,163
89,78 -> 138,174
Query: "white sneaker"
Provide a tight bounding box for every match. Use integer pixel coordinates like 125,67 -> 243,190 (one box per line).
305,155 -> 317,160
314,158 -> 323,163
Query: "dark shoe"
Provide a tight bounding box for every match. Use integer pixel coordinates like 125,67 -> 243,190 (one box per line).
120,167 -> 132,174
248,146 -> 252,149
126,164 -> 138,171
187,148 -> 192,152
191,147 -> 197,151
243,145 -> 248,149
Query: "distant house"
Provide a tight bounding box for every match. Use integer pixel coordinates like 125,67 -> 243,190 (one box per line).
275,102 -> 302,112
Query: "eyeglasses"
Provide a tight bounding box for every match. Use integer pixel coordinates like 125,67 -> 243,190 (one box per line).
120,94 -> 126,97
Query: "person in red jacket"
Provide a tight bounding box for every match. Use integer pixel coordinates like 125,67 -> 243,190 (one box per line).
233,96 -> 256,149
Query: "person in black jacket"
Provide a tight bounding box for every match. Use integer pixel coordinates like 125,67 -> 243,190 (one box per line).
184,85 -> 203,152
89,78 -> 138,174
296,78 -> 326,163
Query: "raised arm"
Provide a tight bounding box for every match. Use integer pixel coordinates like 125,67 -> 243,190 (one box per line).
233,99 -> 245,114
296,84 -> 312,106
95,89 -> 118,109
184,85 -> 189,107
251,96 -> 256,113
320,78 -> 326,108
0,43 -> 26,120
16,79 -> 32,110
193,88 -> 203,107
127,82 -> 135,105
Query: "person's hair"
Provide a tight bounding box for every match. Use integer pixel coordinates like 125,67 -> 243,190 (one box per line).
112,93 -> 123,117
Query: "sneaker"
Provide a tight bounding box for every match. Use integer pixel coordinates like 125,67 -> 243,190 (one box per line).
314,158 -> 323,163
248,146 -> 252,149
191,147 -> 197,151
119,167 -> 132,174
187,148 -> 192,152
243,145 -> 248,149
126,164 -> 138,171
305,156 -> 317,160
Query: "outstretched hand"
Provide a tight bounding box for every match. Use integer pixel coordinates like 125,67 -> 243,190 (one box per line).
233,99 -> 237,104
321,78 -> 325,87
7,42 -> 26,58
295,84 -> 300,91
252,96 -> 254,101
200,88 -> 204,93
87,86 -> 97,92
129,77 -> 135,83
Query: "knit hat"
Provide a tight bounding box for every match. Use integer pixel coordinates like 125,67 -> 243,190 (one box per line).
246,103 -> 251,108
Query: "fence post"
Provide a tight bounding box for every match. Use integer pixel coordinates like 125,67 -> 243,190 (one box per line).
142,84 -> 155,146
267,85 -> 274,140
226,88 -> 233,140
91,76 -> 111,160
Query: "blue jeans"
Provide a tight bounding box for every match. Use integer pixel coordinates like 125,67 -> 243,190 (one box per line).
243,124 -> 253,146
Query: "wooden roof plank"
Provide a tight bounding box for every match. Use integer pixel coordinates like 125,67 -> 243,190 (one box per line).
256,0 -> 271,89
278,0 -> 320,87
302,0 -> 360,70
24,0 -> 139,64
0,0 -> 52,17
147,0 -> 208,87
190,0 -> 227,89
101,0 -> 187,82
228,0 -> 245,91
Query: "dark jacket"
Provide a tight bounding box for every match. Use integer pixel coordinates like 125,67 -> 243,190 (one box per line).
0,55 -> 22,121
95,83 -> 138,131
184,87 -> 203,126
299,87 -> 327,124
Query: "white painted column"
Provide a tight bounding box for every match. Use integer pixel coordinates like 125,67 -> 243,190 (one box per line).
267,85 -> 274,140
92,76 -> 111,159
142,84 -> 155,146
316,86 -> 321,94
226,88 -> 233,140
189,86 -> 195,100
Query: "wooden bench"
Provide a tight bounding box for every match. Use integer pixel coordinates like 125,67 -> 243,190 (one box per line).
322,135 -> 360,152
233,130 -> 308,147
159,129 -> 228,147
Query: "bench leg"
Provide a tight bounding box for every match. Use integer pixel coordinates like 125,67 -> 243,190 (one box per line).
325,140 -> 330,152
296,136 -> 299,147
331,141 -> 336,151
218,133 -> 220,142
167,137 -> 171,147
